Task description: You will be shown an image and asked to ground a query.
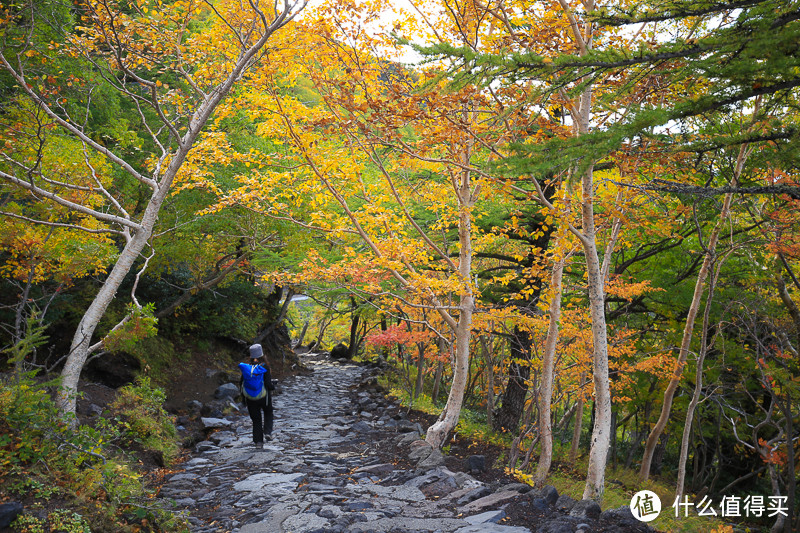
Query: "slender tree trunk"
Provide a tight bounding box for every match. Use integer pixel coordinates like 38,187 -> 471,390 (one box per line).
347,297 -> 360,358
556,401 -> 577,436
314,315 -> 333,351
775,267 -> 800,346
414,341 -> 425,399
677,256 -> 725,497
57,200 -> 164,416
50,4 -> 299,418
534,254 -> 565,487
768,464 -> 787,533
570,373 -> 586,464
295,320 -> 310,348
510,389 -> 537,470
13,262 -> 40,376
580,163 -> 613,502
432,337 -> 447,404
480,335 -> 495,428
640,141 -> 752,481
254,287 -> 296,346
425,164 -> 475,449
776,395 -> 796,533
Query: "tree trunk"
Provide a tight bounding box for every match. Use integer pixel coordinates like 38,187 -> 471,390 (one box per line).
414,341 -> 425,399
379,316 -> 389,363
570,373 -> 586,464
432,338 -> 446,405
677,256 -> 724,497
639,141 -> 751,481
776,395 -> 796,533
49,5 -> 299,418
493,328 -> 531,432
510,388 -> 537,470
581,163 -> 613,502
534,254 -> 565,487
425,164 -> 475,449
295,320 -> 310,347
314,314 -> 334,351
348,297 -> 360,359
768,463 -> 787,533
57,198 -> 165,416
480,335 -> 495,429
254,287 -> 296,346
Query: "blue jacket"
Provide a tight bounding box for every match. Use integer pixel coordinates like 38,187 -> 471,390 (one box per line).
238,362 -> 270,400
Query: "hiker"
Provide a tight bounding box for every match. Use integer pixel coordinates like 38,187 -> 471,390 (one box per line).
238,344 -> 275,448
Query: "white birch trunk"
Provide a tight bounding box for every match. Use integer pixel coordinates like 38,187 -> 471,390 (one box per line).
581,171 -> 613,501
52,4 -> 301,417
426,170 -> 475,448
534,253 -> 565,487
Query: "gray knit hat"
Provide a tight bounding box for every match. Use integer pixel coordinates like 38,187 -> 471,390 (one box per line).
249,344 -> 264,359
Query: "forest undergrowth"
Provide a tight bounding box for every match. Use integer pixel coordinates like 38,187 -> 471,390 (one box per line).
0,371 -> 189,533
378,359 -> 744,533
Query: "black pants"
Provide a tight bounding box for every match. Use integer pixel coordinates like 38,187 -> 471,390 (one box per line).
245,394 -> 273,443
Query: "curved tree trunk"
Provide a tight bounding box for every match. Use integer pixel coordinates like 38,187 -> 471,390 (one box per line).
480,335 -> 495,429
52,4 -> 300,418
57,220 -> 158,416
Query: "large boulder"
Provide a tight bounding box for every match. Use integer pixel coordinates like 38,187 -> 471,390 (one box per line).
214,383 -> 239,400
0,502 -> 23,529
329,343 -> 351,360
85,352 -> 140,387
569,499 -> 601,520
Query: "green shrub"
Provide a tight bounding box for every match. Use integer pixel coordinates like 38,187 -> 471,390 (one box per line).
0,373 -> 185,532
111,376 -> 179,465
47,509 -> 91,533
13,509 -> 92,533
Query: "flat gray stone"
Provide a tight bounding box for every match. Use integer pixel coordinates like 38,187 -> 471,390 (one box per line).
194,441 -> 217,452
416,449 -> 446,471
351,421 -> 373,433
354,463 -> 395,476
347,516 -> 468,532
233,472 -> 306,492
200,417 -> 232,429
465,510 -> 506,525
168,473 -> 199,482
455,525 -> 532,533
459,490 -> 523,513
354,482 -> 427,502
282,512 -> 329,530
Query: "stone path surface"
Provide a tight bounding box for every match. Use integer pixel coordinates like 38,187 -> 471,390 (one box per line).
159,354 -> 649,533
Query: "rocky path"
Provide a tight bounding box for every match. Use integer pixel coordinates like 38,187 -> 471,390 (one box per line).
158,354 -> 648,533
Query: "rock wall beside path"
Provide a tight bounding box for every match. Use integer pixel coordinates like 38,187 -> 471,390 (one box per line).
158,354 -> 653,533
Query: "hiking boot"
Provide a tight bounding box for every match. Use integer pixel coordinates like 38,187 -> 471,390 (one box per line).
253,441 -> 263,449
